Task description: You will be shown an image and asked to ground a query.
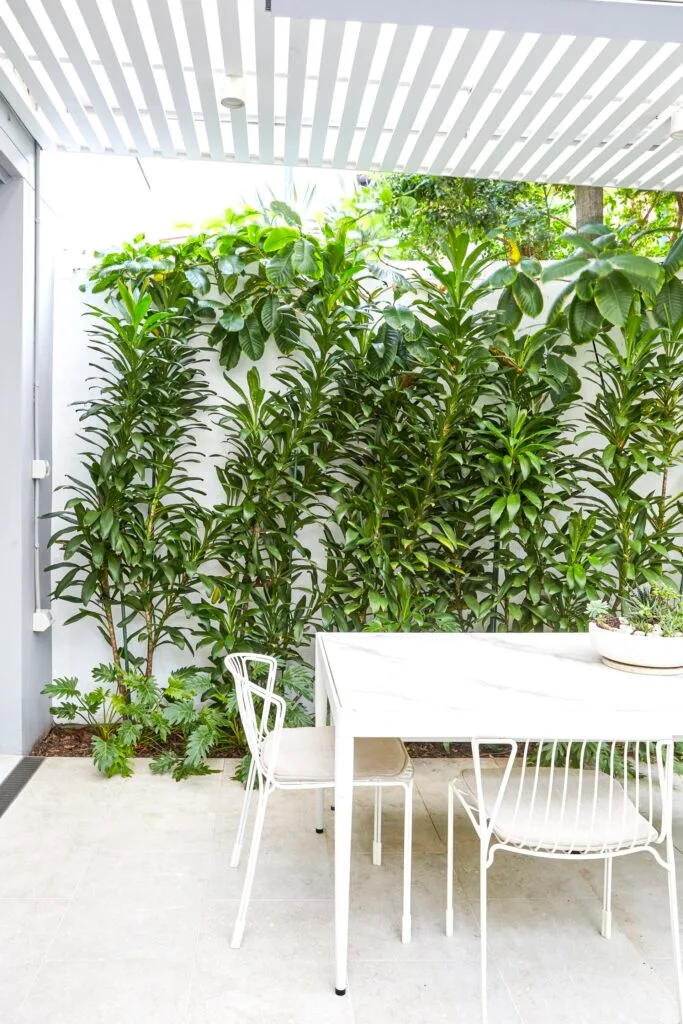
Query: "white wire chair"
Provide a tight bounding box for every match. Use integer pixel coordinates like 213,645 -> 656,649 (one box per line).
446,738 -> 683,1024
225,653 -> 414,949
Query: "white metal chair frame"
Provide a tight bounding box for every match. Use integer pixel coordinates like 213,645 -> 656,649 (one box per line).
446,738 -> 683,1024
226,653 -> 414,949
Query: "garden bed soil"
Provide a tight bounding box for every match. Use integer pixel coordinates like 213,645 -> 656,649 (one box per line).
31,727 -> 474,760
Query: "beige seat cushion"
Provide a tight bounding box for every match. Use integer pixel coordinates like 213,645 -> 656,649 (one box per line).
262,727 -> 412,784
460,767 -> 657,853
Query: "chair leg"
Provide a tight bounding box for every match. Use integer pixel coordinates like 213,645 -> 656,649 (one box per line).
480,843 -> 489,1024
601,856 -> 613,939
231,757 -> 257,869
373,786 -> 382,866
666,837 -> 683,1024
231,784 -> 270,949
446,783 -> 455,937
401,781 -> 413,943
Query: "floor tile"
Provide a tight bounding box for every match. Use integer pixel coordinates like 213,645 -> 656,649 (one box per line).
196,899 -> 333,968
45,898 -> 201,963
349,959 -> 522,1024
186,960 -> 355,1024
16,960 -> 193,1024
0,899 -> 68,964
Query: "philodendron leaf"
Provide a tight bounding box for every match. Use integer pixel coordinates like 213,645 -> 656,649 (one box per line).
512,273 -> 543,317
496,286 -> 523,328
270,200 -> 301,226
484,265 -> 517,289
218,333 -> 241,370
594,270 -> 632,326
568,295 -> 602,343
655,276 -> 683,327
368,323 -> 400,378
382,305 -> 416,330
291,237 -> 319,276
273,310 -> 300,354
265,251 -> 293,286
262,226 -> 299,252
184,267 -> 210,295
541,255 -> 588,282
260,294 -> 281,333
663,232 -> 683,277
218,310 -> 245,332
239,316 -> 265,360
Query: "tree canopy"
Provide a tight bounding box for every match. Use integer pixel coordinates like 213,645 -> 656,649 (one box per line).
350,174 -> 683,260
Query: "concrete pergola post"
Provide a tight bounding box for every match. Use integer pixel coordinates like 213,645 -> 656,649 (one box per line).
0,95 -> 54,753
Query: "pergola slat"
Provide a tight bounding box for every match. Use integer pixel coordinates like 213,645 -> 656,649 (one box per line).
148,0 -> 200,160
0,0 -> 679,188
111,0 -> 175,157
254,1 -> 275,164
429,32 -> 524,176
181,0 -> 224,160
501,38 -> 627,181
402,28 -> 489,174
6,0 -> 100,150
452,33 -> 558,177
379,26 -> 450,172
283,18 -> 310,167
217,0 -> 248,162
308,19 -> 344,167
74,0 -> 152,157
0,10 -> 77,148
40,0 -> 128,154
355,24 -> 414,171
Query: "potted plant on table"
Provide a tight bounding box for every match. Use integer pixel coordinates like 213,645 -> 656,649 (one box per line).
589,584 -> 683,673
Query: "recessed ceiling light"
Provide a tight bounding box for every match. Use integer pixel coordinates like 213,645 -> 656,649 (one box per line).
671,110 -> 683,140
220,75 -> 246,110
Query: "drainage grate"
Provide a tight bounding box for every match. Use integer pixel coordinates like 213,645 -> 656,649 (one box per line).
0,757 -> 44,818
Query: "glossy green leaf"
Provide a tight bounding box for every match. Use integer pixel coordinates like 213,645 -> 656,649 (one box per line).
594,271 -> 632,326
239,316 -> 266,360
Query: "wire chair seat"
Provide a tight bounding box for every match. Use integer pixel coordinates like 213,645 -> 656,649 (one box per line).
457,765 -> 657,855
262,727 -> 413,786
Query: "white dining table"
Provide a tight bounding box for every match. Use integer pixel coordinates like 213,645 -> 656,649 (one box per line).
314,630 -> 683,995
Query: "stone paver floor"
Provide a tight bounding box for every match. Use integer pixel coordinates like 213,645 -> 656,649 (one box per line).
0,756 -> 681,1023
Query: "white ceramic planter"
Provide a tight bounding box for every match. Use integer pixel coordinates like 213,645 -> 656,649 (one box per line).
589,621 -> 683,673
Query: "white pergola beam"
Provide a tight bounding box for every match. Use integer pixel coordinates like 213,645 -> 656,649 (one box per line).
274,0 -> 683,46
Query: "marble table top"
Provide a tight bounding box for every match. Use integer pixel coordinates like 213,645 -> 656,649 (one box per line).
316,632 -> 683,741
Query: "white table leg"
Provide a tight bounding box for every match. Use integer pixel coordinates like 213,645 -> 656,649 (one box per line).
334,713 -> 354,996
314,637 -> 329,833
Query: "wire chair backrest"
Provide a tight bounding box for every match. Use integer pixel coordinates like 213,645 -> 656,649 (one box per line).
224,654 -> 285,781
461,738 -> 675,859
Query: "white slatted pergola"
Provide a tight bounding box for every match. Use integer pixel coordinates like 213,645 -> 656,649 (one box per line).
0,0 -> 683,188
